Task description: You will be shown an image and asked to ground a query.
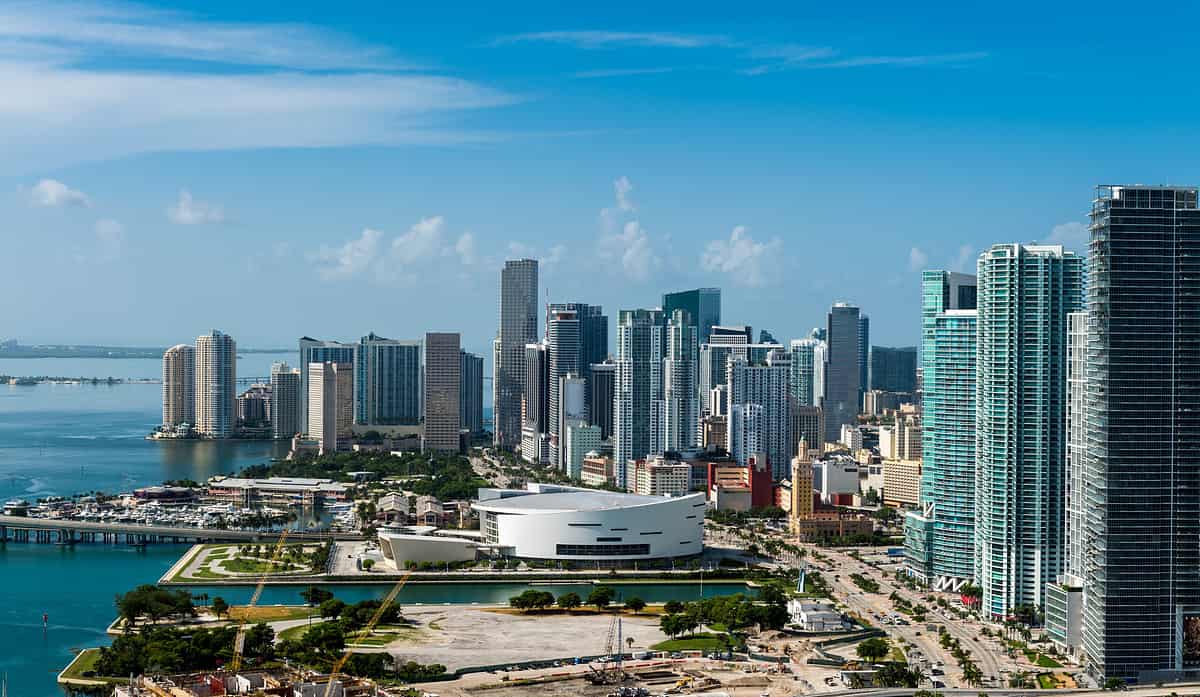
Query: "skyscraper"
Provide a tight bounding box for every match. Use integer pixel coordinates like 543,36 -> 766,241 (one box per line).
788,338 -> 820,407
588,361 -> 616,440
614,308 -> 664,486
727,402 -> 763,468
857,313 -> 870,406
356,333 -> 422,426
269,362 -> 301,440
459,350 -> 484,435
162,343 -> 195,428
660,309 -> 699,452
521,342 -> 549,463
823,303 -> 861,442
903,271 -> 977,591
727,349 -> 792,478
699,325 -> 753,414
423,332 -> 461,453
495,259 -> 538,450
298,337 -> 357,430
194,330 -> 236,439
548,302 -> 608,402
662,288 -> 721,344
1082,185 -> 1200,683
308,361 -> 352,454
870,346 -> 918,393
547,307 -> 581,467
974,244 -> 1083,619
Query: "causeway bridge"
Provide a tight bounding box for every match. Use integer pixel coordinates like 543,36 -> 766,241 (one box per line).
0,515 -> 362,545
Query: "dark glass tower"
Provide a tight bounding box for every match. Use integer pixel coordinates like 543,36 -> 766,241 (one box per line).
823,302 -> 861,441
663,288 -> 721,345
1082,185 -> 1200,683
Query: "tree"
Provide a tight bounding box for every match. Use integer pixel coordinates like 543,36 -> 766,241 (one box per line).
588,586 -> 616,611
301,586 -> 334,606
509,589 -> 554,612
1104,678 -> 1126,691
243,623 -> 275,660
211,597 -> 229,620
556,592 -> 582,610
625,597 -> 646,614
362,559 -> 375,572
319,598 -> 347,619
663,600 -> 685,615
626,636 -> 636,651
856,637 -> 890,663
303,621 -> 346,655
875,662 -> 921,688
660,614 -> 681,639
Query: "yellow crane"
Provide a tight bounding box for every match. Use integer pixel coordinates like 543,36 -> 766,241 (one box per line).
322,570 -> 412,697
229,528 -> 292,672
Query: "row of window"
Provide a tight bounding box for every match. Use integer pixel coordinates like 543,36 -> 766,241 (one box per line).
556,543 -> 650,556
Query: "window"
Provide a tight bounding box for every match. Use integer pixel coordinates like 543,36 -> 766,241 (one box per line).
556,543 -> 650,556
567,522 -> 601,527
639,531 -> 663,536
597,537 -> 622,542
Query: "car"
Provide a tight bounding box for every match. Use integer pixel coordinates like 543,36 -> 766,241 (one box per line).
670,652 -> 684,659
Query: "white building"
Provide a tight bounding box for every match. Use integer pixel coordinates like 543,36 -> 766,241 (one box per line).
309,361 -> 353,454
377,526 -> 480,569
727,402 -> 764,467
625,457 -> 692,497
728,351 -> 792,478
839,424 -> 863,451
162,343 -> 195,428
563,421 -> 601,479
787,598 -> 851,632
473,484 -> 704,561
814,457 -> 860,503
195,330 -> 236,439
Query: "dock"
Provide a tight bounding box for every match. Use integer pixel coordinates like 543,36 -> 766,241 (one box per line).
0,515 -> 363,545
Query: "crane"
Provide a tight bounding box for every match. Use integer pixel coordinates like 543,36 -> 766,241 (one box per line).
322,570 -> 413,697
229,528 -> 291,672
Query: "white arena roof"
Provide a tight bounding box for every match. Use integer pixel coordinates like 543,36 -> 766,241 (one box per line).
473,489 -> 698,515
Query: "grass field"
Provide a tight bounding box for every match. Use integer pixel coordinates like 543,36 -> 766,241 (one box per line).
227,605 -> 315,622
58,648 -> 123,685
651,632 -> 727,652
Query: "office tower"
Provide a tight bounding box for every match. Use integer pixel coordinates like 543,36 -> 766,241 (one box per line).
588,361 -> 616,439
823,303 -> 861,441
308,361 -> 352,454
614,308 -> 665,486
791,404 -> 824,455
974,243 -> 1083,619
269,362 -> 301,440
194,330 -> 236,439
727,349 -> 792,478
870,346 -> 918,393
1047,312 -> 1087,658
355,333 -> 421,426
903,271 -> 977,590
812,341 -> 827,409
520,342 -> 549,463
495,259 -> 539,450
857,314 -> 870,405
162,344 -> 195,428
727,403 -> 764,468
547,307 -> 581,467
423,332 -> 461,453
699,325 -> 752,414
459,350 -> 484,434
1081,185 -> 1200,684
758,329 -> 779,345
662,288 -> 721,344
661,309 -> 700,452
559,374 -> 588,474
491,336 -> 501,434
788,338 -> 820,407
298,337 -> 357,430
563,421 -> 602,479
548,301 -> 608,399
709,385 -> 728,417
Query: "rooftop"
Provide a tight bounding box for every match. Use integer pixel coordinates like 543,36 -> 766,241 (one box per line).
474,488 -> 699,515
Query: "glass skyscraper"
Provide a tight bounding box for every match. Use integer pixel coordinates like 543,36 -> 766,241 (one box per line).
1082,185 -> 1200,683
355,333 -> 422,426
904,271 -> 977,590
823,303 -> 861,442
495,259 -> 538,450
298,337 -> 357,431
662,288 -> 721,345
614,308 -> 664,486
974,244 -> 1083,619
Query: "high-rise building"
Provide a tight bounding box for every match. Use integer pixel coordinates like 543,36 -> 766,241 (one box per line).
788,338 -> 820,407
308,361 -> 352,454
355,333 -> 422,426
857,314 -> 870,407
269,362 -> 301,440
548,302 -> 608,403
727,403 -> 764,468
823,303 -> 861,441
588,361 -> 616,440
547,307 -> 581,467
495,259 -> 539,450
162,344 -> 195,428
459,350 -> 484,435
903,271 -> 977,591
662,288 -> 721,345
812,341 -> 827,409
661,309 -> 699,452
791,404 -> 824,455
1046,311 -> 1088,659
194,330 -> 236,439
727,349 -> 791,478
298,337 -> 357,430
563,421 -> 602,479
520,342 -> 549,463
423,332 -> 461,453
699,326 -> 752,414
1081,185 -> 1200,684
870,346 -> 918,393
974,243 -> 1083,618
614,308 -> 664,486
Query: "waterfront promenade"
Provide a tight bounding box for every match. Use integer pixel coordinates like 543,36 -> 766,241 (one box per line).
0,514 -> 362,545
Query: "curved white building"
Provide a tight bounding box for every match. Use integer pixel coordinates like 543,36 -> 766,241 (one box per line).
473,484 -> 705,561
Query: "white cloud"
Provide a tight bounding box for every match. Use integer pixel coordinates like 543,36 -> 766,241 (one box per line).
313,228 -> 382,281
28,178 -> 89,207
614,176 -> 635,212
908,247 -> 929,271
700,225 -> 781,287
1043,221 -> 1089,254
495,31 -> 733,49
167,190 -> 225,225
571,67 -> 675,79
599,220 -> 660,281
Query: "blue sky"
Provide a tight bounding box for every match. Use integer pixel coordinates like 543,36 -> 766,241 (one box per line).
3,1 -> 1198,359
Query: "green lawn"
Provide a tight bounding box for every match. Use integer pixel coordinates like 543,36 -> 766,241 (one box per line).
219,557 -> 296,574
228,605 -> 314,623
58,648 -> 123,685
1037,673 -> 1057,689
278,621 -> 323,642
651,632 -> 727,652
1035,653 -> 1063,668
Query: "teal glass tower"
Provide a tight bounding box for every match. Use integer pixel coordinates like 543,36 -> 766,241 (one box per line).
904,270 -> 977,590
974,244 -> 1083,619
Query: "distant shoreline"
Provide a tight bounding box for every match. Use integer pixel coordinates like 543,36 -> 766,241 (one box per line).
0,346 -> 293,359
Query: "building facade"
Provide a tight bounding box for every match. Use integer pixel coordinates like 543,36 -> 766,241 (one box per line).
727,350 -> 791,478
162,343 -> 195,428
495,259 -> 539,450
356,333 -> 422,426
298,337 -> 357,430
308,361 -> 353,454
870,346 -> 918,393
662,288 -> 721,345
588,361 -> 616,440
269,362 -> 301,440
459,350 -> 484,435
546,307 -> 581,467
194,330 -> 236,439
423,332 -> 461,452
823,303 -> 862,442
613,308 -> 664,486
660,309 -> 700,452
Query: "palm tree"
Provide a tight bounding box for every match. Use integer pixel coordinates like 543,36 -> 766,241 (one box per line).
626,636 -> 635,653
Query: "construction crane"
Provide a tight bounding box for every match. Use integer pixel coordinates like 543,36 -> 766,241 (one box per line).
322,570 -> 413,697
229,528 -> 291,672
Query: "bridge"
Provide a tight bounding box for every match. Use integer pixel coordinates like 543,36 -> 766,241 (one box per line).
0,515 -> 363,545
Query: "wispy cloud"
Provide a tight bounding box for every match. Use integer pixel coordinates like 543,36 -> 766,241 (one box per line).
571,67 -> 676,79
167,190 -> 225,225
28,179 -> 90,207
1043,221 -> 1089,255
312,216 -> 477,284
596,176 -> 661,281
908,247 -> 930,272
700,225 -> 782,287
495,31 -> 733,49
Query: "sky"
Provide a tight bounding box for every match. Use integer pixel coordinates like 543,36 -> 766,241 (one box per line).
4,0 -> 1199,360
